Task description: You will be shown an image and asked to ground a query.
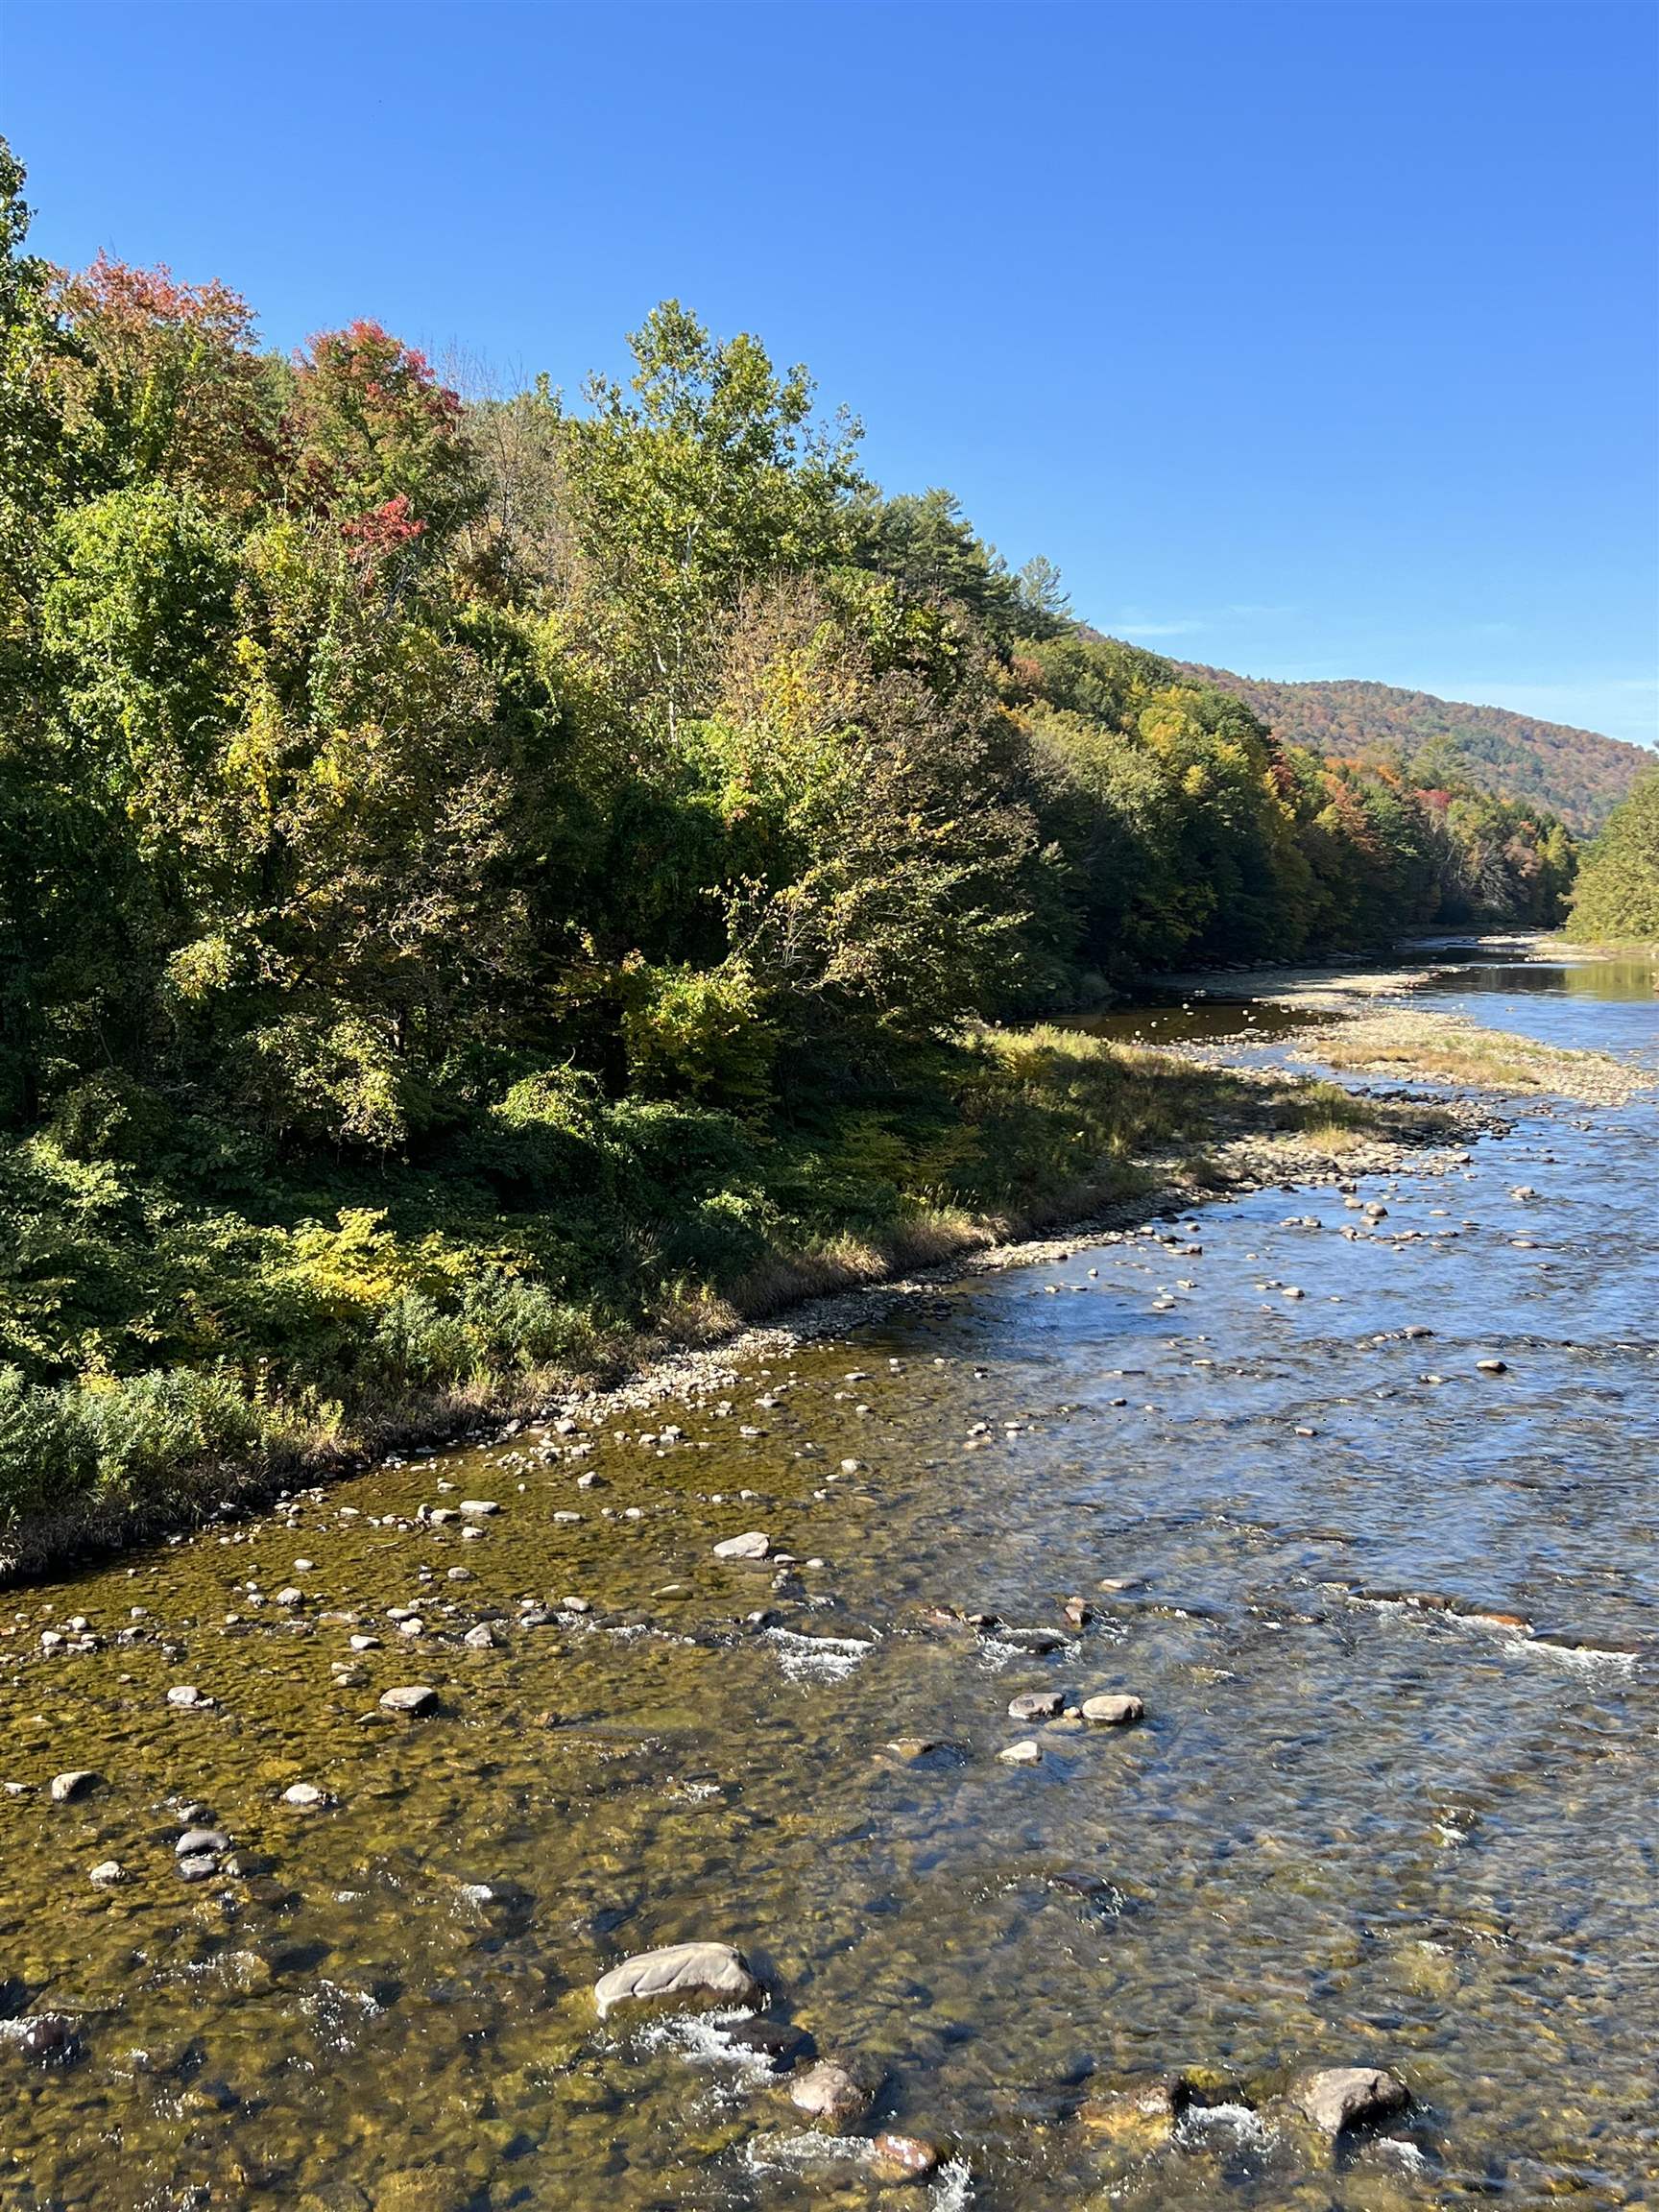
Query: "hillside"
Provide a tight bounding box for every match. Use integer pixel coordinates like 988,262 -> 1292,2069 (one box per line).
1174,664 -> 1650,832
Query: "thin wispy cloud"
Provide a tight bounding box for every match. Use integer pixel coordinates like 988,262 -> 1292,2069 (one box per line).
1107,613 -> 1207,637
1106,605 -> 1299,639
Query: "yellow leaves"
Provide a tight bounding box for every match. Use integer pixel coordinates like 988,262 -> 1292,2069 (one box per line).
163,935 -> 236,1004
272,1208 -> 475,1314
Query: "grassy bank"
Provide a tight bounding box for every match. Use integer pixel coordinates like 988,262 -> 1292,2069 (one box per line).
0,1026 -> 1460,1578
1296,1009 -> 1653,1104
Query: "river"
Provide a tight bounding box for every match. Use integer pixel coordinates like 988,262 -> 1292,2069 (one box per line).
1,952 -> 1654,2211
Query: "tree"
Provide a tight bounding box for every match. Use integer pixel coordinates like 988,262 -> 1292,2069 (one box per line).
290,321 -> 481,546
53,252 -> 284,513
702,582 -> 1041,1077
1569,766 -> 1659,939
0,138 -> 78,605
563,301 -> 863,736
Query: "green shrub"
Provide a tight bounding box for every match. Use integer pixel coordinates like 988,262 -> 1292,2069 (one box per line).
0,1367 -> 96,1519
620,960 -> 778,1108
80,1366 -> 264,1496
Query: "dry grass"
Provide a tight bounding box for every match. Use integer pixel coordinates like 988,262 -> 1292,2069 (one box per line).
1304,1011 -> 1650,1103
715,1207 -> 998,1332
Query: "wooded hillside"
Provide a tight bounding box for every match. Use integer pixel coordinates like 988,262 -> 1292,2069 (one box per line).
1178,664 -> 1648,832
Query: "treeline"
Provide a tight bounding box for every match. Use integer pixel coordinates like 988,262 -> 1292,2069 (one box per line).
0,141 -> 1574,1528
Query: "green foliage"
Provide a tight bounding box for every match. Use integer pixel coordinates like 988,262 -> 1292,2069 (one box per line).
1568,765 -> 1659,939
0,132 -> 1588,1533
562,301 -> 863,729
620,959 -> 777,1106
853,487 -> 1070,644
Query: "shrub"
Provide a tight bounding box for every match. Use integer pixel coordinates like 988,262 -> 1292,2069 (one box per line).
80,1366 -> 264,1496
0,1367 -> 96,1519
620,959 -> 778,1108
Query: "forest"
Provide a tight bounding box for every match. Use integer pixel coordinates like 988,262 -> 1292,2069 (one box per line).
1179,664 -> 1647,834
0,140 -> 1581,1532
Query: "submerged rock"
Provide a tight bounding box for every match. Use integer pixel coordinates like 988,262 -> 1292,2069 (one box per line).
999,1627 -> 1069,1655
789,2056 -> 877,2128
48,1769 -> 99,1803
1294,2064 -> 1409,2135
723,2016 -> 814,2073
1078,2080 -> 1181,2151
372,2170 -> 469,2212
713,1530 -> 771,1561
593,1939 -> 762,2019
17,2014 -> 79,2066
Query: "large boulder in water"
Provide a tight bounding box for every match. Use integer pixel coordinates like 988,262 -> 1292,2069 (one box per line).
593,1940 -> 762,2019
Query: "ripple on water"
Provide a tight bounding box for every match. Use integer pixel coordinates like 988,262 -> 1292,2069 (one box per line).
761,1626 -> 876,1682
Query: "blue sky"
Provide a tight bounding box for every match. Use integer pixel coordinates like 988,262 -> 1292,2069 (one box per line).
7,0 -> 1656,743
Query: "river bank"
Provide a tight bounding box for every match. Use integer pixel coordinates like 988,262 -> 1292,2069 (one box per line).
8,935 -> 1652,1585
0,1043 -> 1479,1583
0,947 -> 1653,2211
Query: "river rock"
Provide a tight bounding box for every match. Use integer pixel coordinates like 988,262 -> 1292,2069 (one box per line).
1007,1691 -> 1066,1721
1081,1694 -> 1144,1725
998,1738 -> 1043,1765
281,1783 -> 333,1808
49,1769 -> 99,1803
18,2014 -> 78,2065
872,2130 -> 940,2181
88,1859 -> 126,1886
789,2056 -> 876,2128
177,1826 -> 230,1860
1294,2064 -> 1409,2135
593,1939 -> 762,2019
379,1684 -> 438,1715
459,1500 -> 499,1518
723,2016 -> 815,2073
713,1531 -> 771,1561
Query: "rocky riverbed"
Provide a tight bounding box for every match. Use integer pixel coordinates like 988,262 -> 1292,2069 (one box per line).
0,948 -> 1654,2210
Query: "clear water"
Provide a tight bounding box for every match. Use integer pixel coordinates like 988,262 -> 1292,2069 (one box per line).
1,959 -> 1654,2211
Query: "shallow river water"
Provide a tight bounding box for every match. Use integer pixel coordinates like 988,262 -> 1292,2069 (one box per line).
2,958 -> 1655,2212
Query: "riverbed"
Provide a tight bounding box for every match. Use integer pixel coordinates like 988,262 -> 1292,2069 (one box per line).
2,953 -> 1654,2211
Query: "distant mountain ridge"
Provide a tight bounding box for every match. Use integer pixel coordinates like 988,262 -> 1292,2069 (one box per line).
1169,662 -> 1650,832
